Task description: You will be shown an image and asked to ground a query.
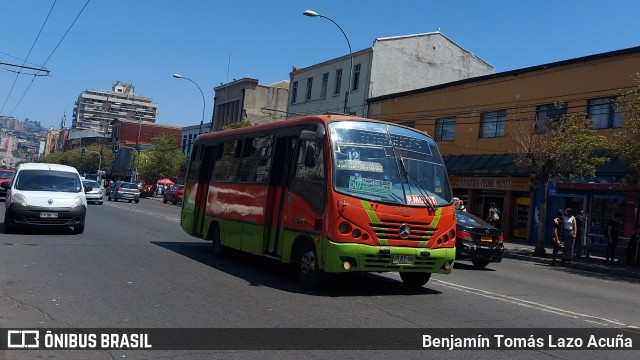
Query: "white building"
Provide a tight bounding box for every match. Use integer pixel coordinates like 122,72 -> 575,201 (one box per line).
72,81 -> 158,137
288,31 -> 495,118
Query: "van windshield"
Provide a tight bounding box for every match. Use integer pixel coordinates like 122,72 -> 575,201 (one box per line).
15,170 -> 82,193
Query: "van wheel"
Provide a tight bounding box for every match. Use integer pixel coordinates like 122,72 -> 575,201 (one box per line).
4,213 -> 15,234
128,200 -> 132,203
135,200 -> 139,204
295,241 -> 323,288
74,225 -> 85,234
400,272 -> 431,289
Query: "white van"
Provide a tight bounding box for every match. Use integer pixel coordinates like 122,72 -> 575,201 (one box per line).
1,163 -> 91,234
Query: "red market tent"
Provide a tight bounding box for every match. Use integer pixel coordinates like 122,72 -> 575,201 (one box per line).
156,178 -> 175,186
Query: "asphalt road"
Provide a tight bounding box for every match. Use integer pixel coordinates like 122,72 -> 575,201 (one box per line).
1,197 -> 638,359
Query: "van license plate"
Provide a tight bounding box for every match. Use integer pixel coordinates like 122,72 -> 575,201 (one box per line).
40,212 -> 58,219
392,255 -> 414,264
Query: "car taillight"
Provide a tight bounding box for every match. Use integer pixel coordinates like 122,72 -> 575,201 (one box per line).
498,234 -> 504,244
135,189 -> 140,193
457,230 -> 474,241
117,187 -> 122,191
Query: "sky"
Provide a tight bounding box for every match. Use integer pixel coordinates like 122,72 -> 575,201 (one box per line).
1,0 -> 639,131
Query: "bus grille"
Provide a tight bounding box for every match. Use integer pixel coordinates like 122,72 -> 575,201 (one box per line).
369,219 -> 436,242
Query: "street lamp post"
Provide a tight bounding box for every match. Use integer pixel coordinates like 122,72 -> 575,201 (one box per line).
88,150 -> 102,182
120,146 -> 139,183
303,9 -> 353,115
173,73 -> 206,135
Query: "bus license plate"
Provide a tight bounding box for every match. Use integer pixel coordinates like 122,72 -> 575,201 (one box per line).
481,235 -> 492,242
40,212 -> 58,219
392,255 -> 414,264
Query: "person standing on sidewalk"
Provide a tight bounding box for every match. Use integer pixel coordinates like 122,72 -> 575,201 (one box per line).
561,208 -> 577,266
552,211 -> 565,266
605,213 -> 621,264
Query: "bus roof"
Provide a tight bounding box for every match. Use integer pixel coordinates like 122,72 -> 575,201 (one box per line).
198,114 -> 430,140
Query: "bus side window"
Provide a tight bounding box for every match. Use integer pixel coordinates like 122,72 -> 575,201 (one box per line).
212,140 -> 240,182
186,144 -> 202,183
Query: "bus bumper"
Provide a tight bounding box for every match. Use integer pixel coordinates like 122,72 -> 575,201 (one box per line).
323,240 -> 455,274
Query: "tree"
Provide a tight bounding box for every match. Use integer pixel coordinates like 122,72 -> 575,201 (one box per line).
41,144 -> 114,175
136,134 -> 186,185
222,120 -> 252,130
613,73 -> 640,182
513,112 -> 608,255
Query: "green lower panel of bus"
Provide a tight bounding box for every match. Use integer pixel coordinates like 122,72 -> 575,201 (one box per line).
323,240 -> 455,274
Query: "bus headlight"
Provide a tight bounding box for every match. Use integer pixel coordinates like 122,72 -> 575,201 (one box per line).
338,222 -> 351,234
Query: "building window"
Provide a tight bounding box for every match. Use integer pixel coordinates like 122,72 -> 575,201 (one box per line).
535,102 -> 568,134
435,117 -> 456,141
334,69 -> 342,95
306,77 -> 313,101
352,64 -> 361,91
320,73 -> 329,98
480,110 -> 506,138
291,81 -> 298,104
588,97 -> 622,129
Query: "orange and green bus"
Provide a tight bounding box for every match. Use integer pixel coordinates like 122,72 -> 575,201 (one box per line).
180,114 -> 456,288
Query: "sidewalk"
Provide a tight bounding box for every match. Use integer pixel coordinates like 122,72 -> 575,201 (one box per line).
503,239 -> 640,280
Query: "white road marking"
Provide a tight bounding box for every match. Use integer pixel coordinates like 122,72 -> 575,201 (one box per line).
104,202 -> 180,222
432,279 -> 631,327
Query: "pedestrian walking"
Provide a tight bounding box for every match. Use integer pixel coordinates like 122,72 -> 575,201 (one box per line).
605,213 -> 621,264
561,208 -> 577,265
485,202 -> 499,228
551,211 -> 565,266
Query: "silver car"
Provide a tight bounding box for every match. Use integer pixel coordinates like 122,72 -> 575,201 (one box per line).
82,179 -> 104,205
108,182 -> 140,203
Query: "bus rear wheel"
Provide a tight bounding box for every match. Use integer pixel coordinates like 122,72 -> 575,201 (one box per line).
210,227 -> 224,257
400,272 -> 431,289
295,241 -> 323,288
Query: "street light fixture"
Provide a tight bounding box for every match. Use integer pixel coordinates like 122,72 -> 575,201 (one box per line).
303,9 -> 353,115
173,73 -> 206,135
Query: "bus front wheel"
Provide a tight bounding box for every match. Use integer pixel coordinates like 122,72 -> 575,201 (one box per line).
400,272 -> 431,289
295,241 -> 323,288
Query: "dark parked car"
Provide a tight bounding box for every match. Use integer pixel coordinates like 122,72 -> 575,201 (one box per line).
163,184 -> 184,205
108,182 -> 140,203
455,210 -> 503,268
105,181 -> 123,198
0,169 -> 15,198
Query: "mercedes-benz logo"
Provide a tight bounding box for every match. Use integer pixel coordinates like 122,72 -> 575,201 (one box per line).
399,224 -> 411,239
48,199 -> 53,205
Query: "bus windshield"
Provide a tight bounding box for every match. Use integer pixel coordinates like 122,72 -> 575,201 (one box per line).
329,121 -> 452,206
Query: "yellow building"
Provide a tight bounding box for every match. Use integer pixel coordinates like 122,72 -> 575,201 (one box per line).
368,46 -> 640,247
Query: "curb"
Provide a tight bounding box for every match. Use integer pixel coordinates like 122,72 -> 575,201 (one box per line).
504,250 -> 640,280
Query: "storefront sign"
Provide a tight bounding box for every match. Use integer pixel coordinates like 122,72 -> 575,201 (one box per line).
451,177 -> 530,191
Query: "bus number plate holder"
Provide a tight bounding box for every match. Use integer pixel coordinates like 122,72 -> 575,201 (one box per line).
392,255 -> 414,264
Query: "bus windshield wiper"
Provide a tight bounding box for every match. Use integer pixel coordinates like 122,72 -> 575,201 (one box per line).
398,156 -> 437,210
